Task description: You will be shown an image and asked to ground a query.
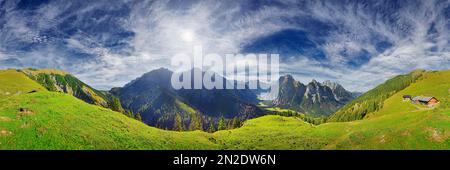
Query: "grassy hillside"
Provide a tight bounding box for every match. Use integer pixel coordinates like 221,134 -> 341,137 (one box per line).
20,68 -> 124,113
364,70 -> 450,118
214,70 -> 449,149
329,70 -> 425,122
0,69 -> 47,99
215,109 -> 448,149
21,68 -> 69,76
0,70 -> 214,149
0,69 -> 448,150
0,92 -> 215,149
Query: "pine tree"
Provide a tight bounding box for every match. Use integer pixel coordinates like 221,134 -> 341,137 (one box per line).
135,112 -> 142,121
228,117 -> 240,129
173,113 -> 183,131
189,113 -> 203,131
218,116 -> 226,130
109,96 -> 124,113
207,121 -> 215,133
127,110 -> 134,118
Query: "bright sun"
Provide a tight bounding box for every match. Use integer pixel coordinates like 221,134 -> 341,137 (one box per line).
180,29 -> 195,42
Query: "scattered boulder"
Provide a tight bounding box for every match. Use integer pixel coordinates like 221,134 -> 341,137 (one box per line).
18,108 -> 35,116
28,90 -> 38,93
0,129 -> 12,137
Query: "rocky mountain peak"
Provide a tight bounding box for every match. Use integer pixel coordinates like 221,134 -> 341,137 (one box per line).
279,74 -> 294,83
124,67 -> 172,89
322,80 -> 353,103
273,76 -> 355,116
322,80 -> 335,88
323,80 -> 344,91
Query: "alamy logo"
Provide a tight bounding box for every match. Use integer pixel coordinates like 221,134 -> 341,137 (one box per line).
170,46 -> 279,98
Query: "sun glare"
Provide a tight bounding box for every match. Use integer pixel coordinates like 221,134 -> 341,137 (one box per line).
180,29 -> 195,42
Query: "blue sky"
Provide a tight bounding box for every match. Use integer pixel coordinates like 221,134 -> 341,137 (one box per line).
0,0 -> 449,91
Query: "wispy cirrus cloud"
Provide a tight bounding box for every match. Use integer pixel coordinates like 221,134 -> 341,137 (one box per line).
0,0 -> 448,91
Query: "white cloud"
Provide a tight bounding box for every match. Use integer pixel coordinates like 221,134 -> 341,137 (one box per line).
0,0 -> 448,92
272,0 -> 450,91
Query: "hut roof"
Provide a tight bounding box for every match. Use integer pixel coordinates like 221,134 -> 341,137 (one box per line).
412,96 -> 435,102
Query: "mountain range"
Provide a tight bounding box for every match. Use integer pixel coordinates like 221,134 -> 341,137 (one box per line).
12,67 -> 357,131
271,74 -> 355,116
110,68 -> 264,131
110,68 -> 360,130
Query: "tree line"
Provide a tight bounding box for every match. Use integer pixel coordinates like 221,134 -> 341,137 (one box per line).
173,113 -> 243,133
270,109 -> 327,125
